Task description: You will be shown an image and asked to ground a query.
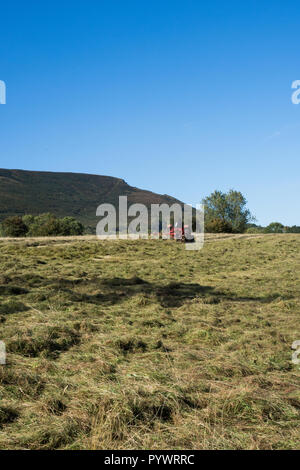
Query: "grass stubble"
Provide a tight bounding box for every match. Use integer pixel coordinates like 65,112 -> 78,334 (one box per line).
0,233 -> 299,449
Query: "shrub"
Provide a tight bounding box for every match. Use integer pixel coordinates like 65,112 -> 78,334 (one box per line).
205,218 -> 233,233
26,213 -> 61,236
24,213 -> 84,237
1,213 -> 85,237
246,226 -> 264,233
1,216 -> 28,238
58,217 -> 84,236
286,225 -> 300,233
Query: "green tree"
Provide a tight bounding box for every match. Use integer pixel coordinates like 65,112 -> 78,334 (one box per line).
264,222 -> 285,233
59,217 -> 84,236
1,216 -> 28,237
203,189 -> 254,233
26,213 -> 61,236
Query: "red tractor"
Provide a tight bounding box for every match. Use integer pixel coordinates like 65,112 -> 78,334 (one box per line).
165,224 -> 194,243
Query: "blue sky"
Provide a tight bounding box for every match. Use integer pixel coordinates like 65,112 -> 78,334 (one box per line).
0,0 -> 299,225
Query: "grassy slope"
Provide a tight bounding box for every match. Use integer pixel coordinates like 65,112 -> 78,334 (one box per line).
0,234 -> 299,450
0,169 -> 183,229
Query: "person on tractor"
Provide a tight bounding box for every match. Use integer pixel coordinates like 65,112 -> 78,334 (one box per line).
174,222 -> 195,242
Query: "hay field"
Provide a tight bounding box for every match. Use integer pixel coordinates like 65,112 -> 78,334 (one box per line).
0,234 -> 299,449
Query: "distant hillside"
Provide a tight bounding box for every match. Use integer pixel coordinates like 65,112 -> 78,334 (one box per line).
0,169 -> 184,231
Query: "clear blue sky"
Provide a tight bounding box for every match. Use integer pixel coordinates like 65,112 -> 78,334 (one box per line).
0,1 -> 299,226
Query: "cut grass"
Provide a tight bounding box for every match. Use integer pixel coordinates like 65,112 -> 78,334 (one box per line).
0,233 -> 299,449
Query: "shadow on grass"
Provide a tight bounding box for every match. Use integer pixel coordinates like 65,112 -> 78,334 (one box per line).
0,406 -> 19,428
2,275 -> 290,309
55,276 -> 287,308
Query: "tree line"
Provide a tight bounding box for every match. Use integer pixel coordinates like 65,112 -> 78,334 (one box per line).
0,189 -> 298,237
0,213 -> 84,237
247,223 -> 300,234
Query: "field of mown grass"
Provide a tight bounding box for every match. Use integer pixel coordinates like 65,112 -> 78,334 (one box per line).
0,233 -> 299,450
